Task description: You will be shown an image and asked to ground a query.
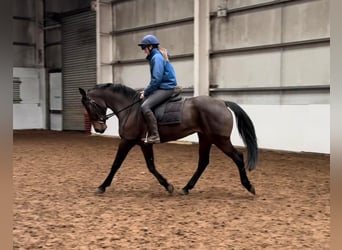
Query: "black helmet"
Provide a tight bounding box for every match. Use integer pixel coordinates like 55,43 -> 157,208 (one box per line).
138,34 -> 160,49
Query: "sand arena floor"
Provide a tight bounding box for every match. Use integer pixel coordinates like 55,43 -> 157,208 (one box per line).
13,130 -> 330,249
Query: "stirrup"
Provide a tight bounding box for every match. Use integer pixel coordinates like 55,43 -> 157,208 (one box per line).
146,136 -> 160,144
143,132 -> 160,144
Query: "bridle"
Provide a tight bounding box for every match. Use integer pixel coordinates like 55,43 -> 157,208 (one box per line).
87,97 -> 141,123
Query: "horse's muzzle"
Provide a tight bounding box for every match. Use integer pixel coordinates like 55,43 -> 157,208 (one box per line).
93,121 -> 107,134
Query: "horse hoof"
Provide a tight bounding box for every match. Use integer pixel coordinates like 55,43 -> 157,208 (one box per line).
249,185 -> 256,195
179,188 -> 189,195
95,187 -> 105,194
167,184 -> 174,194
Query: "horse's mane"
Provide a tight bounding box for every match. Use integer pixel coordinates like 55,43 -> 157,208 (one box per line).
94,83 -> 139,99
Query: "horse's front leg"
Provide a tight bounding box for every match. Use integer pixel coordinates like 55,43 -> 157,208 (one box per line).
140,144 -> 174,194
96,139 -> 135,194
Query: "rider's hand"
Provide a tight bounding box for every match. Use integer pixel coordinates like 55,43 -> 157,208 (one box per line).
140,90 -> 145,99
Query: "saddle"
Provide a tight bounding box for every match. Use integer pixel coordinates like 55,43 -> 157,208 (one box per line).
153,89 -> 184,125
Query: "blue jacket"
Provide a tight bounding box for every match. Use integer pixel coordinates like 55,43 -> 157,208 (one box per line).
144,48 -> 177,97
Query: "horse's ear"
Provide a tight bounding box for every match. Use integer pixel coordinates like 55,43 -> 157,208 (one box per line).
79,88 -> 87,98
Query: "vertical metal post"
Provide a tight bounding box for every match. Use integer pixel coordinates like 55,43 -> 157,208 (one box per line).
96,0 -> 113,84
95,0 -> 101,83
194,0 -> 210,96
35,0 -> 44,68
35,0 -> 47,129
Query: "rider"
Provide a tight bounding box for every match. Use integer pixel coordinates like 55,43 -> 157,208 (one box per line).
138,34 -> 178,144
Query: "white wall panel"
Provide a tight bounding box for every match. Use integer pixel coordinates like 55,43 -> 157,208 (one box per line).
178,104 -> 330,154
155,0 -> 193,23
115,23 -> 194,61
13,104 -> 44,129
94,103 -> 330,154
114,64 -> 149,88
114,32 -> 146,61
13,67 -> 46,129
114,0 -> 155,30
154,24 -> 194,55
212,7 -> 281,50
282,0 -> 330,42
212,92 -> 281,105
226,0 -> 273,10
113,60 -> 193,89
172,60 -> 194,88
100,65 -> 114,83
280,91 -> 329,105
50,113 -> 63,131
235,104 -> 330,154
282,45 -> 330,85
211,50 -> 281,88
100,36 -> 112,63
210,0 -> 276,12
99,3 -> 113,33
114,0 -> 193,30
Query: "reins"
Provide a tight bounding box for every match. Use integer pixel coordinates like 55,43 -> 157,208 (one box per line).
89,96 -> 141,122
105,98 -> 141,120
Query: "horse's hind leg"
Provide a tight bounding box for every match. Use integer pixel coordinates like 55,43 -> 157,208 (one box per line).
181,133 -> 212,195
140,144 -> 174,193
214,137 -> 255,195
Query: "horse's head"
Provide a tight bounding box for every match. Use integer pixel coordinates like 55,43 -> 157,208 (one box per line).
79,87 -> 107,133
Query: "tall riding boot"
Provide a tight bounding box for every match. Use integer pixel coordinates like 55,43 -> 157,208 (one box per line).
143,111 -> 160,144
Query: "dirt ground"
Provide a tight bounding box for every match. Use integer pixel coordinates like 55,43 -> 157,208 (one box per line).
13,130 -> 330,250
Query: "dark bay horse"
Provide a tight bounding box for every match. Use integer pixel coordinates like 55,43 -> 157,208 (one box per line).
79,83 -> 258,195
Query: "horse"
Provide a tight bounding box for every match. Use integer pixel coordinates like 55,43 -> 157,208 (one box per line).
79,83 -> 258,196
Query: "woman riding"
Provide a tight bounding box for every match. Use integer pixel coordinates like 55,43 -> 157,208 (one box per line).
138,34 -> 178,144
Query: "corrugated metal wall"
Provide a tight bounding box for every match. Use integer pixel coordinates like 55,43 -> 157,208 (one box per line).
96,0 -> 330,153
107,0 -> 329,105
62,11 -> 96,130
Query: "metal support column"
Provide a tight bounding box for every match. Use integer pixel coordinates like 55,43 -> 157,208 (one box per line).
35,0 -> 47,129
96,0 -> 113,84
194,0 -> 210,96
96,0 -> 101,83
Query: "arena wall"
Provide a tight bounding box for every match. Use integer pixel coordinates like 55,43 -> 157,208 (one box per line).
96,0 -> 330,153
12,0 -> 330,153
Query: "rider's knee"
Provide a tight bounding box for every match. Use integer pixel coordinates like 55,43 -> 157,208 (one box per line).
141,104 -> 151,114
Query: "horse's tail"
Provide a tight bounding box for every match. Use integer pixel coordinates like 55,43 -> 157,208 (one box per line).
225,101 -> 258,171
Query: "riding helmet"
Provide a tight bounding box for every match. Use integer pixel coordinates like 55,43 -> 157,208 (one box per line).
138,34 -> 160,48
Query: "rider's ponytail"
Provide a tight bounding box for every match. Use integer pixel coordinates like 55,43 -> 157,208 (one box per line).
158,46 -> 169,62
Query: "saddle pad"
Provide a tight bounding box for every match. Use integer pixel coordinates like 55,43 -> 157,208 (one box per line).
155,100 -> 184,125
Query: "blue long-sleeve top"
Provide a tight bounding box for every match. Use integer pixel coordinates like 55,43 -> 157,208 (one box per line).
144,48 -> 177,97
